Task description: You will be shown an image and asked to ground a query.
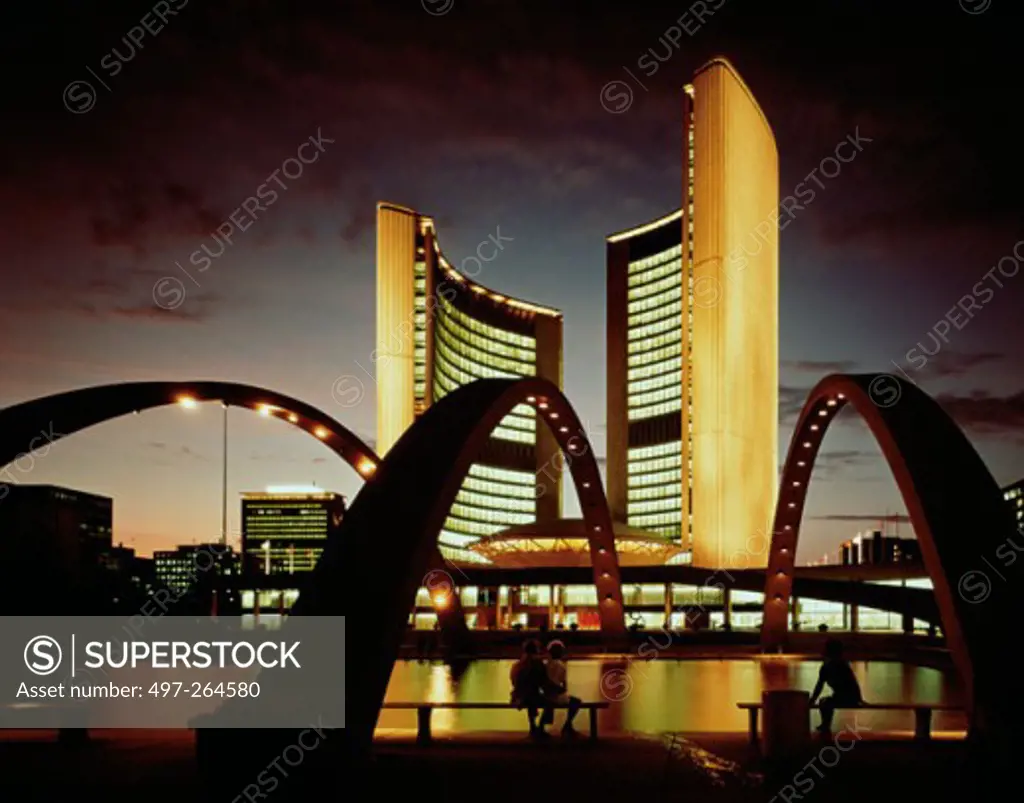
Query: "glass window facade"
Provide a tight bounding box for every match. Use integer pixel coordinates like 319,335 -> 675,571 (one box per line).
379,205 -> 563,565
614,166 -> 693,546
241,493 -> 345,576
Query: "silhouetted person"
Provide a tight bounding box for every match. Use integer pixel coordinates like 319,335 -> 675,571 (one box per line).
539,640 -> 582,736
509,639 -> 548,737
810,639 -> 862,733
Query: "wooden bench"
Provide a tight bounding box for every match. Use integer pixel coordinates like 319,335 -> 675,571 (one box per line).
736,701 -> 964,745
381,701 -> 609,744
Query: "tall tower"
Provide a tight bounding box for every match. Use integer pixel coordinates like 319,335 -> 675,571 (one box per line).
376,203 -> 563,563
606,57 -> 778,569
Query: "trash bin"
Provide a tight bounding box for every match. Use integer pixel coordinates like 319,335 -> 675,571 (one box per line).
762,689 -> 810,760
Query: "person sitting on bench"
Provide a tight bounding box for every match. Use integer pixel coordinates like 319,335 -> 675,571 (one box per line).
510,639 -> 549,737
809,639 -> 862,733
539,640 -> 582,737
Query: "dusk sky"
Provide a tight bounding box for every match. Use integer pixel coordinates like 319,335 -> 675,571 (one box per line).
2,1 -> 1021,562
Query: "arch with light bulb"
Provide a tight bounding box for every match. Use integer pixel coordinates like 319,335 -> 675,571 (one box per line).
0,380 -> 470,632
760,373 -> 1021,737
295,376 -> 626,749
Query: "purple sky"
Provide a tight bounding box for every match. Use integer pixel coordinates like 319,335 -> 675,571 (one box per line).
1,1 -> 1022,561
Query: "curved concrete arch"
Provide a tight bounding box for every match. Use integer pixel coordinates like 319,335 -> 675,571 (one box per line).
0,380 -> 470,633
292,377 -> 627,749
760,373 -> 1021,736
0,380 -> 378,471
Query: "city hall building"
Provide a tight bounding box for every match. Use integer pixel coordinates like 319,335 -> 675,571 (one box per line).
606,57 -> 779,569
376,202 -> 564,563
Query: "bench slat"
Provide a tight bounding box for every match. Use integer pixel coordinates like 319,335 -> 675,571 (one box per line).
736,702 -> 961,711
384,702 -> 608,710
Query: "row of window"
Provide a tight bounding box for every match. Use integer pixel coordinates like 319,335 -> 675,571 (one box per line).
629,298 -> 682,328
449,502 -> 536,527
436,300 -> 538,366
628,382 -> 682,410
628,509 -> 683,527
462,472 -> 540,501
627,283 -> 682,317
627,252 -> 681,289
441,460 -> 539,544
433,326 -> 527,383
627,244 -> 682,275
627,368 -> 680,395
628,355 -> 683,382
627,270 -> 682,304
628,397 -> 682,421
627,467 -> 682,488
627,482 -> 680,501
628,311 -> 681,343
627,496 -> 681,515
438,294 -> 536,350
628,454 -> 682,477
454,487 -> 537,513
627,329 -> 683,356
629,340 -> 682,368
443,513 -> 528,538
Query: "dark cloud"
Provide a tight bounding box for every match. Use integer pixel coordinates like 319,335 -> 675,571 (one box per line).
918,350 -> 1007,380
936,389 -> 1024,439
783,360 -> 860,374
144,442 -> 208,463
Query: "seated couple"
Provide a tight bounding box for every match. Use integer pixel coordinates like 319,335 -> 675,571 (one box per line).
509,639 -> 582,738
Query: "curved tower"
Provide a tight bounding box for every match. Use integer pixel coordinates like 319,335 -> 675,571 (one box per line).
607,57 -> 778,568
376,203 -> 563,563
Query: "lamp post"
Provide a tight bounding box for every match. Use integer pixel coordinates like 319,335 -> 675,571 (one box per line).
221,402 -> 228,547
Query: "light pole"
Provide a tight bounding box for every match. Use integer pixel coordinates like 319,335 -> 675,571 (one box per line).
221,402 -> 228,548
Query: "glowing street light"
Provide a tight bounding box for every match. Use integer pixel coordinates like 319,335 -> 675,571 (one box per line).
357,459 -> 376,476
314,426 -> 329,439
177,395 -> 198,409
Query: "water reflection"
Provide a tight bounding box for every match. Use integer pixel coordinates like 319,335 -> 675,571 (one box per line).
378,658 -> 966,735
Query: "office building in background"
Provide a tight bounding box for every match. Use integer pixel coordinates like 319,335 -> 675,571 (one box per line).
240,487 -> 346,576
377,202 -> 563,563
606,57 -> 778,568
0,484 -> 112,583
840,530 -> 922,567
154,543 -> 240,594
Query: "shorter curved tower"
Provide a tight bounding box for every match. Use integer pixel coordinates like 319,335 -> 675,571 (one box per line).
377,203 -> 563,563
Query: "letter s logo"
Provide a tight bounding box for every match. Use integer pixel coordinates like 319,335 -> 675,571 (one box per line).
24,636 -> 62,676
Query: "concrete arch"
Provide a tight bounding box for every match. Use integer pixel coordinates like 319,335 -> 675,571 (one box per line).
0,380 -> 469,633
760,373 -> 1022,737
291,377 -> 627,749
0,380 -> 378,471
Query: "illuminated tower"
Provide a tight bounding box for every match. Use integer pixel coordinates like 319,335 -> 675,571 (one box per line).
606,57 -> 778,569
376,203 -> 563,563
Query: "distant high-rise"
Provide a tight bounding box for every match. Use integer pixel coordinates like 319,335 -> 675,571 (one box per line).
0,484 -> 113,583
606,57 -> 778,568
376,203 -> 563,563
840,530 -> 922,566
153,543 -> 239,594
240,487 -> 346,576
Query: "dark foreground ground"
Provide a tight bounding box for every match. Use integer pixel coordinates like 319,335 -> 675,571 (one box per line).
0,728 -> 995,803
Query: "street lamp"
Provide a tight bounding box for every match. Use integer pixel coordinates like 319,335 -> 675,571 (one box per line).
176,395 -> 229,548
221,402 -> 228,548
